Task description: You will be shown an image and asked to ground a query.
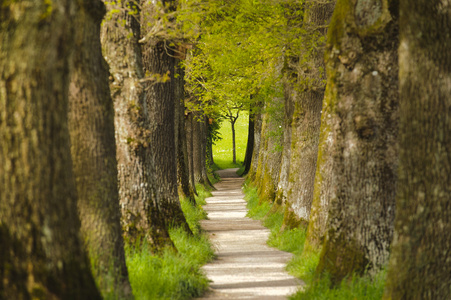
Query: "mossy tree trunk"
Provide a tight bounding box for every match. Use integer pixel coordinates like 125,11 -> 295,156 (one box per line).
68,1 -> 132,297
0,2 -> 100,298
275,67 -> 295,210
383,1 -> 451,298
192,113 -> 204,185
142,0 -> 191,233
248,104 -> 263,181
101,0 -> 172,250
200,116 -> 215,189
253,97 -> 284,203
283,0 -> 336,230
315,0 -> 399,284
185,112 -> 198,195
291,0 -> 336,248
192,112 -> 215,188
206,121 -> 215,166
174,55 -> 196,205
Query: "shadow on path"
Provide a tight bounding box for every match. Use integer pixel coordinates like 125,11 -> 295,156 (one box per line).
197,168 -> 304,299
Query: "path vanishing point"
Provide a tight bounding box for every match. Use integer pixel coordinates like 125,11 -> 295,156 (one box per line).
198,168 -> 303,299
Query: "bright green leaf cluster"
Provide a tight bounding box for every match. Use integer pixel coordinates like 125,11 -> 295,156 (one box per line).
180,0 -> 305,118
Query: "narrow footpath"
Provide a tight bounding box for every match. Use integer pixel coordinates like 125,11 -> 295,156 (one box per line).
198,168 -> 303,299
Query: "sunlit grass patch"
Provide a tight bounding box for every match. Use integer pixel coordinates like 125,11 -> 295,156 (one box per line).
194,184 -> 211,206
287,250 -> 320,285
126,228 -> 213,300
126,183 -> 214,299
290,269 -> 386,300
243,181 -> 271,219
213,111 -> 248,169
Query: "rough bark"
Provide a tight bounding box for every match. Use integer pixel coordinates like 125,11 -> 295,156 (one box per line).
192,113 -> 204,185
283,0 -> 336,230
275,60 -> 296,214
68,1 -> 132,297
142,0 -> 191,232
185,112 -> 198,195
316,0 -> 399,284
231,119 -> 237,164
192,113 -> 215,188
101,1 -> 172,250
253,97 -> 284,203
0,2 -> 101,298
383,1 -> 451,299
174,59 -> 196,204
242,111 -> 255,176
206,120 -> 215,166
200,116 -> 215,189
248,105 -> 263,181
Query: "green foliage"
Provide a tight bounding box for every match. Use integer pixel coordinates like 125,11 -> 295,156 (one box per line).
181,0 -> 305,119
213,111 -> 248,169
126,185 -> 214,299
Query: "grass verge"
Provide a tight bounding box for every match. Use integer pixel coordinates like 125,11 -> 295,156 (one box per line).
126,185 -> 214,300
242,180 -> 386,300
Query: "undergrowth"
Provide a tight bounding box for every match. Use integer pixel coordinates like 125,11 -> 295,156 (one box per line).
126,185 -> 214,300
242,179 -> 386,300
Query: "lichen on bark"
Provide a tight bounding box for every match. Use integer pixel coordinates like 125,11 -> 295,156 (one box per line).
315,0 -> 399,284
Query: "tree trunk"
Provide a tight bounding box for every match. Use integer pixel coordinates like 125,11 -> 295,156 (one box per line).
0,2 -> 100,298
316,0 -> 399,284
142,0 -> 191,232
185,112 -> 198,195
192,113 -> 204,185
383,1 -> 451,299
283,0 -> 336,230
242,111 -> 255,176
253,97 -> 284,203
248,105 -> 263,181
68,1 -> 132,297
206,121 -> 215,166
304,0 -> 338,250
101,1 -> 172,250
231,119 -> 237,164
192,114 -> 214,188
174,58 -> 196,205
275,71 -> 295,215
201,116 -> 215,189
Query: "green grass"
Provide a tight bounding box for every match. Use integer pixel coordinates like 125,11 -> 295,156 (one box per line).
213,111 -> 249,169
243,181 -> 306,254
242,180 -> 386,300
290,270 -> 387,300
126,187 -> 214,300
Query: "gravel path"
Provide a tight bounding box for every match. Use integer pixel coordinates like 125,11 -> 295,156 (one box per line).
197,168 -> 303,299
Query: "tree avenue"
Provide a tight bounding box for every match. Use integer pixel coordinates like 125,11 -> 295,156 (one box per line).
1,0 -> 450,298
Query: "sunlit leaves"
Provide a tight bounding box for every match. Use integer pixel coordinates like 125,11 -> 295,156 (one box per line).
178,0 -> 309,120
